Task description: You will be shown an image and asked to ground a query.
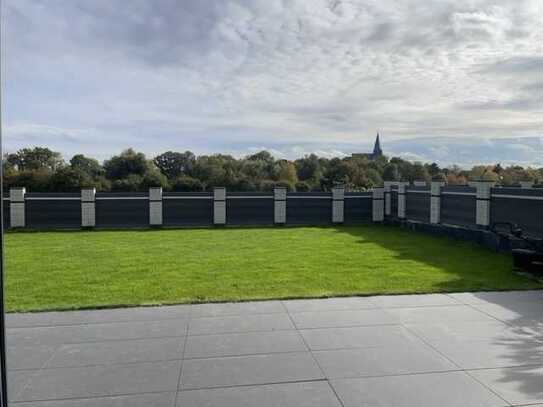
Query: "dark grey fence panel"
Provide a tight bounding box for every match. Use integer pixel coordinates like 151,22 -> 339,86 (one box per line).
286,193 -> 331,225
2,198 -> 9,229
95,193 -> 148,228
344,193 -> 372,223
441,186 -> 476,227
406,188 -> 430,223
163,193 -> 213,226
25,193 -> 81,229
226,193 -> 273,225
390,189 -> 398,218
491,188 -> 543,237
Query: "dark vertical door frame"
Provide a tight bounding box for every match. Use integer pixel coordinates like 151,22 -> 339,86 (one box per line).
0,0 -> 10,403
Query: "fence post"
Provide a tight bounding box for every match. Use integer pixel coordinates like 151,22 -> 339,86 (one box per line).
397,182 -> 408,219
9,188 -> 26,228
81,188 -> 96,228
430,182 -> 445,224
383,181 -> 394,216
372,187 -> 385,222
213,187 -> 226,225
149,187 -> 163,226
332,186 -> 344,224
274,187 -> 287,225
472,181 -> 494,229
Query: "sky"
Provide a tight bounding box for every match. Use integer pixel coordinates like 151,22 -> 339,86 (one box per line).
2,0 -> 543,167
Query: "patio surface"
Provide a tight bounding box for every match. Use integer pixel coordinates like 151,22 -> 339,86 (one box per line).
5,290 -> 543,406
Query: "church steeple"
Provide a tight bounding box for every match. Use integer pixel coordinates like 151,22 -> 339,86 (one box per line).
372,132 -> 383,157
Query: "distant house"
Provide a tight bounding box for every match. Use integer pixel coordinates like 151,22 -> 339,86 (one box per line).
352,133 -> 383,160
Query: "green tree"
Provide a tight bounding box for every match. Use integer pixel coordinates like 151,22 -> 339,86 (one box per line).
104,149 -> 148,179
10,169 -> 53,191
153,151 -> 195,179
410,162 -> 430,182
274,160 -> 298,184
49,168 -> 94,192
383,163 -> 400,181
295,181 -> 311,192
7,147 -> 64,171
366,168 -> 383,187
295,154 -> 323,181
111,175 -> 143,191
171,176 -> 205,192
70,154 -> 104,177
140,170 -> 169,189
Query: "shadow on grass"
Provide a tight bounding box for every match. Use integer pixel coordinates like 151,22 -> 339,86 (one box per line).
331,224 -> 542,293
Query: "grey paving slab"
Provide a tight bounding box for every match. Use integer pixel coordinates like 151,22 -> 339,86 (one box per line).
371,293 -> 461,308
449,290 -> 543,305
289,309 -> 399,329
180,352 -> 324,390
177,381 -> 342,407
386,305 -> 496,324
469,365 -> 543,406
313,341 -> 458,379
282,297 -> 377,313
471,301 -> 543,323
331,372 -> 508,407
7,319 -> 187,346
191,301 -> 285,318
8,369 -> 35,402
8,344 -> 57,370
44,337 -> 184,368
300,325 -> 422,351
430,338 -> 543,369
12,392 -> 177,407
405,319 -> 521,343
184,330 -> 306,359
5,292 -> 543,406
7,306 -> 190,328
14,360 -> 182,402
505,321 -> 543,340
188,313 -> 294,336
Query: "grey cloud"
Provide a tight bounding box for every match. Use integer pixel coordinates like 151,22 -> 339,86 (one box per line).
484,56 -> 543,75
3,0 -> 543,166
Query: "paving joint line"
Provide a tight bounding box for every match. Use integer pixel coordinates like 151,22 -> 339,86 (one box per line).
402,321 -> 513,406
174,302 -> 193,404
280,300 -> 346,407
10,390 -> 177,404
7,315 -> 190,329
179,378 -> 329,393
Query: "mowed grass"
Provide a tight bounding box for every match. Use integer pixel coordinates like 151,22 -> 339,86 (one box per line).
5,225 -> 542,312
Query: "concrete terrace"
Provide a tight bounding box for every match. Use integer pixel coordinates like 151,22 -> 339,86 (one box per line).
5,290 -> 543,407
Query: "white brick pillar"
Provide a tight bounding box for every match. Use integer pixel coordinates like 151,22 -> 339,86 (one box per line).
430,182 -> 445,224
81,188 -> 96,227
520,181 -> 534,189
472,181 -> 494,228
397,182 -> 408,219
372,187 -> 385,222
383,181 -> 395,216
274,187 -> 287,224
332,186 -> 345,223
213,187 -> 226,225
10,187 -> 26,228
149,187 -> 163,226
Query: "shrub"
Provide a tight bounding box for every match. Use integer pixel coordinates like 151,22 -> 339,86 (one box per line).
171,176 -> 205,192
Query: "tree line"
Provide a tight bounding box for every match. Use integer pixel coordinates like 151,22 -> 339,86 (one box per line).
2,147 -> 543,193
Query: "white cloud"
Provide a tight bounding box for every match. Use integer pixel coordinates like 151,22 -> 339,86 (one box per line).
2,0 -> 543,165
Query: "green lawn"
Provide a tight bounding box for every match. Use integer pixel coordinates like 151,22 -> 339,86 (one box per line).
5,225 -> 542,312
